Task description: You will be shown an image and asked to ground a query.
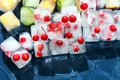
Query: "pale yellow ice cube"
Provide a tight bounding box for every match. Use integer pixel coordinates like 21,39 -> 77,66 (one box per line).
0,11 -> 20,31
0,0 -> 17,12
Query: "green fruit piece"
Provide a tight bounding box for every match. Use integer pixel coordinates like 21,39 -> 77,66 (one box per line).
20,7 -> 34,26
23,0 -> 40,8
57,0 -> 75,11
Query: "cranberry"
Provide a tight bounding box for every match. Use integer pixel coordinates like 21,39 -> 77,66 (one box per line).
20,37 -> 26,43
69,15 -> 77,22
65,32 -> 73,39
34,14 -> 40,20
61,16 -> 68,23
13,54 -> 20,61
109,25 -> 117,32
32,35 -> 39,41
56,40 -> 63,46
22,53 -> 30,61
41,34 -> 48,41
80,3 -> 88,10
94,26 -> 101,33
49,22 -> 56,30
99,11 -> 105,17
37,51 -> 42,57
44,15 -> 51,22
38,44 -> 44,51
64,23 -> 71,28
78,37 -> 84,44
73,46 -> 80,52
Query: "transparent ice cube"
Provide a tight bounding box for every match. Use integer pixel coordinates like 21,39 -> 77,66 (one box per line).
96,0 -> 106,9
0,37 -> 21,57
61,6 -> 78,15
52,12 -> 62,22
83,26 -> 101,42
34,41 -> 50,57
34,8 -> 51,24
50,38 -> 69,55
11,49 -> 31,69
98,9 -> 114,25
69,41 -> 86,54
115,23 -> 120,40
113,10 -> 120,23
19,32 -> 33,50
80,0 -> 96,10
82,9 -> 99,27
100,24 -> 117,41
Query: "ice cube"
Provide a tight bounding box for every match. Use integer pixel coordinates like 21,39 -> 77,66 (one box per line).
98,9 -> 114,25
31,24 -> 48,42
83,25 -> 101,42
96,0 -> 106,9
61,6 -> 78,15
65,23 -> 82,43
115,23 -> 120,40
19,32 -> 33,50
11,49 -> 31,69
113,10 -> 120,23
34,8 -> 51,24
0,37 -> 21,57
82,9 -> 99,27
80,0 -> 96,10
100,24 -> 117,41
34,41 -> 50,57
48,22 -> 64,40
52,12 -> 62,22
50,38 -> 69,55
69,41 -> 86,54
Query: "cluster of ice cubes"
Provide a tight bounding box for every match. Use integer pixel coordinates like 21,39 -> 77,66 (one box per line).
82,9 -> 120,42
2,4 -> 120,69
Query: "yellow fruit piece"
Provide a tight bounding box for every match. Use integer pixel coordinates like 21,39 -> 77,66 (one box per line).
106,0 -> 120,9
38,0 -> 56,13
0,0 -> 17,12
0,11 -> 20,31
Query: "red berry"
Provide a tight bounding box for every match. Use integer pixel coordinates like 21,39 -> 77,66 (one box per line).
69,15 -> 77,22
32,35 -> 39,41
34,14 -> 40,20
80,3 -> 88,10
78,37 -> 84,44
73,46 -> 80,52
99,11 -> 105,17
74,24 -> 78,30
44,15 -> 51,22
106,37 -> 111,41
56,40 -> 63,46
109,25 -> 117,32
61,16 -> 68,23
65,32 -> 73,39
38,44 -> 44,51
22,53 -> 30,61
91,33 -> 96,38
20,37 -> 26,43
64,23 -> 71,28
13,54 -> 20,61
49,23 -> 56,30
94,26 -> 101,33
41,34 -> 48,41
37,51 -> 42,57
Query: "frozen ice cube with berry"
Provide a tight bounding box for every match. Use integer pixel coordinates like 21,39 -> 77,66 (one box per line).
0,37 -> 21,57
19,32 -> 33,50
11,49 -> 31,69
